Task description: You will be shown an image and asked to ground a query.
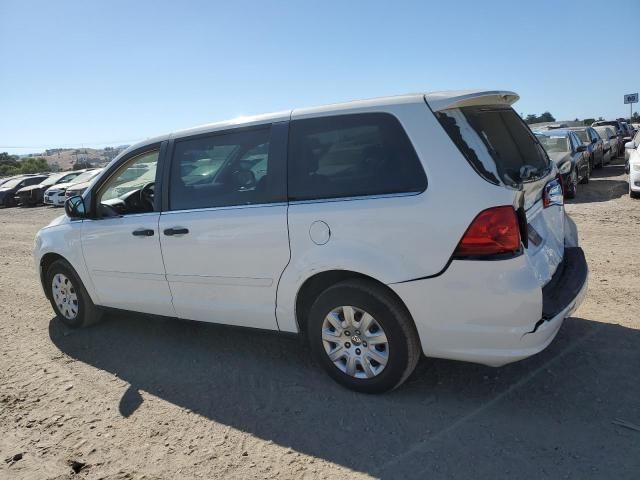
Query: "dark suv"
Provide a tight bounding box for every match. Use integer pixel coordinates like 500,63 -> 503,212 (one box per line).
0,175 -> 49,207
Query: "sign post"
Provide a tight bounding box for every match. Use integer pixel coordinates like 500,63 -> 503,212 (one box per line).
624,93 -> 638,120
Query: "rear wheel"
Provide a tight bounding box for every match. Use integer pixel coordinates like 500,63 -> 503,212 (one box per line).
46,259 -> 102,328
307,279 -> 421,393
631,185 -> 640,199
579,165 -> 590,184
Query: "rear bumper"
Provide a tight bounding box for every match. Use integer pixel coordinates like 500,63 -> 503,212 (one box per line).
390,247 -> 588,367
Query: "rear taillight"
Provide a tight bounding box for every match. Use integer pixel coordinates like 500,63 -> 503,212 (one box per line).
453,206 -> 521,257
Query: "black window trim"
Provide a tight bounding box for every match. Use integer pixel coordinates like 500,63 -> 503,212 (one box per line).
286,111 -> 428,203
162,121 -> 288,213
86,141 -> 167,219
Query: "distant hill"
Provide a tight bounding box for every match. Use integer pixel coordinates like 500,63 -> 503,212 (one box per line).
21,146 -> 129,170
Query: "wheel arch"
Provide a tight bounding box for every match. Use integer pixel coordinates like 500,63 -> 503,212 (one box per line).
294,269 -> 418,340
39,252 -> 67,300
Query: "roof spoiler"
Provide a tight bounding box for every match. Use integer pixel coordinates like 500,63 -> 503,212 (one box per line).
425,90 -> 519,112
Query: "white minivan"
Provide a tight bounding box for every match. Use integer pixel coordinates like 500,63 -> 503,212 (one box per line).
34,91 -> 588,392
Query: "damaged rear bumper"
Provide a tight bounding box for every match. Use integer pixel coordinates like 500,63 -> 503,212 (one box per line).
390,246 -> 588,367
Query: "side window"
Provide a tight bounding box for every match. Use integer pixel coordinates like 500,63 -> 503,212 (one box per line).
288,113 -> 427,201
98,150 -> 159,215
25,177 -> 43,186
169,126 -> 281,211
569,133 -> 579,151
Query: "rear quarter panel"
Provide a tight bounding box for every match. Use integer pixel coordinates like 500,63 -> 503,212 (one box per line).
276,101 -> 516,333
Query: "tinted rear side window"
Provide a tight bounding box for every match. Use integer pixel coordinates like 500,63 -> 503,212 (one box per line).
288,113 -> 426,201
436,106 -> 550,187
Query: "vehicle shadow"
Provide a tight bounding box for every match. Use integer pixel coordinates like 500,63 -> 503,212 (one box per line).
49,314 -> 640,478
567,157 -> 628,204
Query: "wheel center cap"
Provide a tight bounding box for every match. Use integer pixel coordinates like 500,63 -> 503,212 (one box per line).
350,335 -> 362,346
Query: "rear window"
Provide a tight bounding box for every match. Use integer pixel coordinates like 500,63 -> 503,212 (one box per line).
288,113 -> 426,201
436,106 -> 551,187
536,134 -> 569,153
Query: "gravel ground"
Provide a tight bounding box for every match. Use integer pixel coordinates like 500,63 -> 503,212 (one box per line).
1,157 -> 639,480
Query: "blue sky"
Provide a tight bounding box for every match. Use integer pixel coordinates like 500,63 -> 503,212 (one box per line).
1,0 -> 638,155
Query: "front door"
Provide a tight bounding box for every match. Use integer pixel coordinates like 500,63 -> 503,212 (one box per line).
158,123 -> 290,330
81,147 -> 175,316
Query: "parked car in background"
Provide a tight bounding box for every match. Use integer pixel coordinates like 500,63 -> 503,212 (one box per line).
535,129 -> 590,198
64,177 -> 102,201
33,90 -> 588,393
14,171 -> 83,207
624,130 -> 640,162
0,174 -> 36,188
628,142 -> 640,199
620,122 -> 634,141
592,120 -> 625,155
44,169 -> 103,206
593,126 -> 617,164
0,175 -> 49,207
568,126 -> 604,169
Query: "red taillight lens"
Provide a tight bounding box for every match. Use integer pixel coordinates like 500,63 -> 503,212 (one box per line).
453,206 -> 521,257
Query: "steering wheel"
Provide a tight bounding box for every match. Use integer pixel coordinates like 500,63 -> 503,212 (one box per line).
140,182 -> 155,209
232,169 -> 257,190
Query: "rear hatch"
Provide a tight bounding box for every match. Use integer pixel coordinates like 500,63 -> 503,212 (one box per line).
431,99 -> 565,286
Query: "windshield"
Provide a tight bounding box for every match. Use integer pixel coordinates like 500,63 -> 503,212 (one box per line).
1,177 -> 26,189
68,169 -> 101,184
436,106 -> 550,186
536,134 -> 569,153
40,172 -> 69,187
594,127 -> 610,139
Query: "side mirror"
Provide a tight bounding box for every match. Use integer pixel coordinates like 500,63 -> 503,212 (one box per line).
64,195 -> 86,219
577,145 -> 587,152
591,137 -> 598,144
625,141 -> 636,150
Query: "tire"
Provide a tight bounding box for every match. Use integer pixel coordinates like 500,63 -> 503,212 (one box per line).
579,163 -> 590,184
46,259 -> 102,328
631,186 -> 640,199
566,169 -> 577,199
307,279 -> 421,393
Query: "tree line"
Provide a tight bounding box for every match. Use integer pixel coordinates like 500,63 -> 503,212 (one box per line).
0,152 -> 51,177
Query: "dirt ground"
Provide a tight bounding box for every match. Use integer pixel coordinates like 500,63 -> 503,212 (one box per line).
1,157 -> 639,480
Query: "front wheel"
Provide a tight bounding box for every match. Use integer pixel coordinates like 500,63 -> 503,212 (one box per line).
307,279 -> 421,393
566,170 -> 578,199
46,259 -> 102,328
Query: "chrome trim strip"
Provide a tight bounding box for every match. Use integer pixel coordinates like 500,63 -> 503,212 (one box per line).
166,274 -> 273,287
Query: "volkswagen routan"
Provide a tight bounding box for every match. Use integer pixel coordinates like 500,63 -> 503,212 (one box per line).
34,90 -> 588,392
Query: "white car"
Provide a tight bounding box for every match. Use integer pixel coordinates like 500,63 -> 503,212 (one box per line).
33,90 -> 588,392
624,130 -> 640,163
44,169 -> 103,206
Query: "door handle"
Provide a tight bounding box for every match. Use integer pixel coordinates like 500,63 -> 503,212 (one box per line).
132,228 -> 154,237
164,227 -> 189,236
